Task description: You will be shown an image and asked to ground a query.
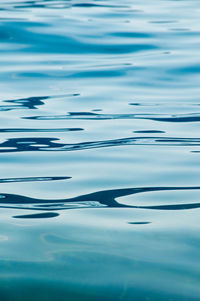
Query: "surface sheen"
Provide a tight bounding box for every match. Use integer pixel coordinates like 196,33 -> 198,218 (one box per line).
0,1 -> 200,300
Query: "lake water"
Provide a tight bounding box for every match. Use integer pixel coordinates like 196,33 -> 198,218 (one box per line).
0,0 -> 200,300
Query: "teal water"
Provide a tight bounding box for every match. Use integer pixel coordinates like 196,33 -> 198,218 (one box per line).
0,0 -> 200,300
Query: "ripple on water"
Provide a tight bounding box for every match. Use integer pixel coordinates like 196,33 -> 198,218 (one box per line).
0,0 -> 200,300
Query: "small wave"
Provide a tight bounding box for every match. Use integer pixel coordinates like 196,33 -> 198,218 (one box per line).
0,93 -> 80,111
0,186 -> 200,213
24,112 -> 200,123
0,128 -> 83,133
0,136 -> 199,153
0,176 -> 71,183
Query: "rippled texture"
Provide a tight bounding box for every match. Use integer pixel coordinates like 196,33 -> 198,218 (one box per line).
0,0 -> 200,300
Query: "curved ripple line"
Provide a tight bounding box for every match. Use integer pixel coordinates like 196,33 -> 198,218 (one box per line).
0,186 -> 200,213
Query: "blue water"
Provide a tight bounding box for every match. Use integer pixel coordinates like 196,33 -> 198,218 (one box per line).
0,0 -> 200,300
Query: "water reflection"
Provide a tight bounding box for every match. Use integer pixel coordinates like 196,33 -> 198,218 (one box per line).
25,111 -> 200,123
0,136 -> 200,153
0,93 -> 80,111
1,186 -> 200,214
1,0 -> 200,299
0,176 -> 70,183
0,128 -> 83,133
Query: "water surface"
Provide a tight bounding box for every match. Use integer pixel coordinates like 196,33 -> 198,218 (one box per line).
0,0 -> 200,300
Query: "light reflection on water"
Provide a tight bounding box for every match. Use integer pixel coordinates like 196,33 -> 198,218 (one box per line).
0,0 -> 200,300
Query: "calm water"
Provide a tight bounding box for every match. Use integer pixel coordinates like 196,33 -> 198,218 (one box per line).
0,0 -> 200,300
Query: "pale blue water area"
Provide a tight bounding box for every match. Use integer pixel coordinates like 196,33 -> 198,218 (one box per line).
0,0 -> 200,300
